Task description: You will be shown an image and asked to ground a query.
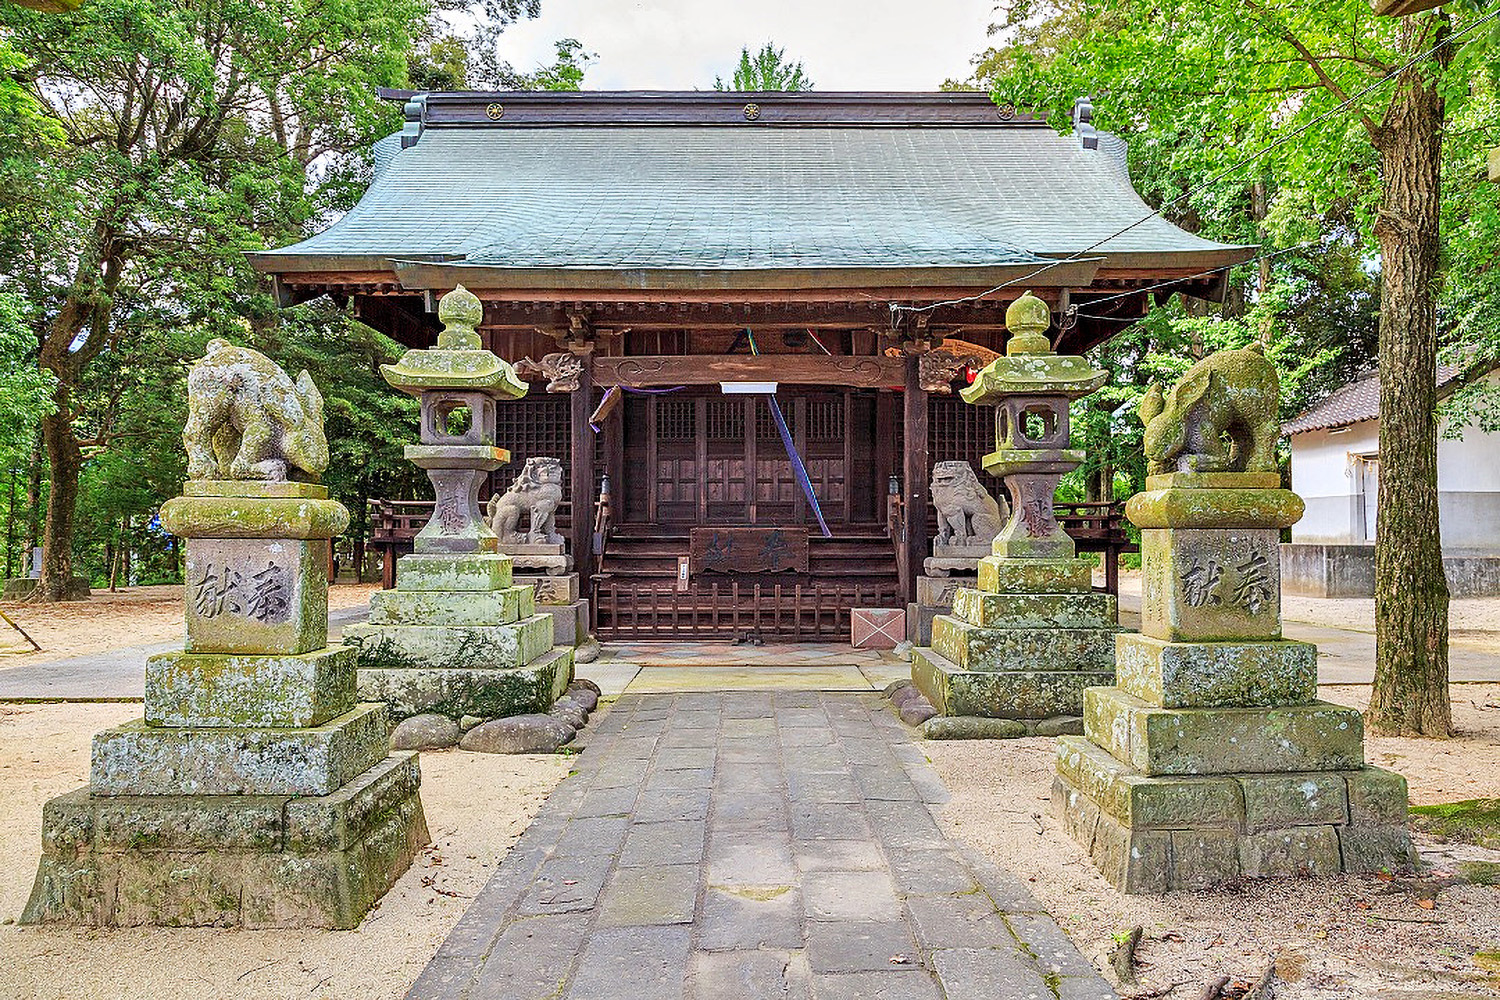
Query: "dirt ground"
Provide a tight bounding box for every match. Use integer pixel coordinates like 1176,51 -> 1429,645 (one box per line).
928,683 -> 1500,1000
0,583 -> 380,663
0,701 -> 570,1000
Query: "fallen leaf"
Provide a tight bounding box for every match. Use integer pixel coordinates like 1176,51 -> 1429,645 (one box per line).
1417,899 -> 1436,910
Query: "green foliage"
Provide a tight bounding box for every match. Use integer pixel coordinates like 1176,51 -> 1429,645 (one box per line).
962,0 -> 1499,492
714,43 -> 813,92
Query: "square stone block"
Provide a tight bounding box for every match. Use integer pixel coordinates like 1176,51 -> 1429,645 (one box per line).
183,537 -> 328,655
852,608 -> 905,649
977,557 -> 1092,595
916,575 -> 966,608
396,553 -> 512,592
951,590 -> 1117,630
367,586 -> 527,627
1083,687 -> 1365,777
1169,829 -> 1243,890
1055,781 -> 1172,894
342,614 -> 555,671
1054,736 -> 1244,830
1140,528 -> 1282,642
541,598 -> 590,646
911,648 -> 1112,719
22,758 -> 427,929
144,646 -> 356,728
514,573 -> 580,604
931,616 -> 1115,672
1338,824 -> 1416,872
357,645 -> 574,719
91,703 -> 390,797
1347,766 -> 1410,826
1238,773 -> 1349,831
1114,632 -> 1317,709
1239,825 -> 1342,877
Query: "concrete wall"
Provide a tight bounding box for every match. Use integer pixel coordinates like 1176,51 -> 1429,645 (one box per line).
1282,542 -> 1500,597
1288,422 -> 1378,545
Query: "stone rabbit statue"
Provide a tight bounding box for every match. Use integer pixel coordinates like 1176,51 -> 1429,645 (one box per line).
183,338 -> 330,482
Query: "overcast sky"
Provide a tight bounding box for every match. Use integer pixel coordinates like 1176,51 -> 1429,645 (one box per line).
495,0 -> 1000,91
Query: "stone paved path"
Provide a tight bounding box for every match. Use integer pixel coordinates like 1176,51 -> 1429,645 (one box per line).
407,691 -> 1115,1000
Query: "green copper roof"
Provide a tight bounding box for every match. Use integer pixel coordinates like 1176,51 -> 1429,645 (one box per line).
254,93 -> 1251,281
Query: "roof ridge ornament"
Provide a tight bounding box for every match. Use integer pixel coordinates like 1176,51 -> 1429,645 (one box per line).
1073,96 -> 1098,151
401,94 -> 427,150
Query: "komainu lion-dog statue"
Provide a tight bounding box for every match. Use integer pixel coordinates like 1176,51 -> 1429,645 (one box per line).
1139,344 -> 1281,476
931,460 -> 1008,546
487,456 -> 566,545
183,338 -> 329,482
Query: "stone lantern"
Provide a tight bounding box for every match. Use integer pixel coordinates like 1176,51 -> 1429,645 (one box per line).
909,291 -> 1118,730
343,286 -> 574,722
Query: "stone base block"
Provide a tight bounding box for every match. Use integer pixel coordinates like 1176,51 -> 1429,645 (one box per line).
367,586 -> 532,626
911,648 -> 1113,719
183,536 -> 330,656
514,572 -> 580,605
951,590 -> 1117,630
1083,687 -> 1365,777
503,547 -> 572,575
540,598 -> 589,646
915,575 -> 966,608
357,645 -> 574,720
978,557 -> 1093,595
931,615 -> 1116,672
21,753 -> 428,928
1052,753 -> 1414,893
907,602 -> 941,646
144,646 -> 357,728
1114,632 -> 1317,709
91,704 -> 390,797
923,556 -> 985,577
2,576 -> 90,601
396,553 -> 512,592
342,614 -> 555,671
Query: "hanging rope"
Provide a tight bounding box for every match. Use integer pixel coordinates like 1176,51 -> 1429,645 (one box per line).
745,328 -> 832,538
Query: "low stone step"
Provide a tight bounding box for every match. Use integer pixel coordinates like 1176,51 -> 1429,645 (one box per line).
395,553 -> 513,592
1082,687 -> 1366,777
951,590 -> 1118,630
368,585 -> 532,627
343,613 -> 555,671
911,647 -> 1114,719
91,703 -> 391,797
144,646 -> 357,729
357,644 -> 575,719
931,615 -> 1116,673
1115,632 -> 1317,709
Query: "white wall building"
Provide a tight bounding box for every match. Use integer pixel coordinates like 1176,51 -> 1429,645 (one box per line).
1282,366 -> 1500,596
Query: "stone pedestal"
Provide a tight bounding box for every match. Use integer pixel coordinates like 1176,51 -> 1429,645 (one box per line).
22,482 -> 428,928
503,542 -> 573,576
346,553 -> 573,719
1054,473 -> 1413,892
515,572 -> 589,647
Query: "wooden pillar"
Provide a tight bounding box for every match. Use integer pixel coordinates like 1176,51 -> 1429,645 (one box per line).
570,359 -> 594,591
902,355 -> 929,606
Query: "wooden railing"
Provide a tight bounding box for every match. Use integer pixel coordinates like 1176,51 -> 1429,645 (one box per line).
595,579 -> 901,641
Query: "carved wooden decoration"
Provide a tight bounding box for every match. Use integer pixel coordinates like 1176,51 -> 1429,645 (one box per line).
690,527 -> 810,575
593,355 -> 904,389
516,353 -> 585,393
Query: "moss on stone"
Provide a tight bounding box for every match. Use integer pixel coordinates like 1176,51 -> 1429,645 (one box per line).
1409,798 -> 1500,850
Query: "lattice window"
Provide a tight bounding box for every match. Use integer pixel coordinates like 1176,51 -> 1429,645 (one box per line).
807,399 -> 844,441
706,398 -> 746,441
756,398 -> 795,440
658,398 -> 697,441
929,396 -> 995,471
493,396 -> 571,494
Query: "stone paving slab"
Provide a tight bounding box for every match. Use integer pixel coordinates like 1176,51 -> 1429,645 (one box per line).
406,691 -> 1117,1000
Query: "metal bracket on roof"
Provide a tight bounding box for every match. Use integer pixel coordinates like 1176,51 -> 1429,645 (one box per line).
1073,97 -> 1098,151
400,94 -> 427,149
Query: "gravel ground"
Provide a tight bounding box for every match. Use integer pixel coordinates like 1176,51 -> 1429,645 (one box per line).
926,683 -> 1500,1000
0,701 -> 570,1000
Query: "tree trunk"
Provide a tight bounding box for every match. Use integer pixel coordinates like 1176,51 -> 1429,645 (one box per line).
32,386 -> 83,602
1368,14 -> 1451,737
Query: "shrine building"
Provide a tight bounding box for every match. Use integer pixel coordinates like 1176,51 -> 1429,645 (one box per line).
253,90 -> 1251,641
